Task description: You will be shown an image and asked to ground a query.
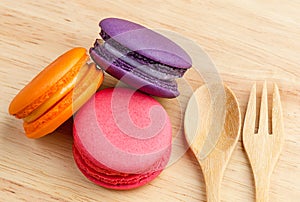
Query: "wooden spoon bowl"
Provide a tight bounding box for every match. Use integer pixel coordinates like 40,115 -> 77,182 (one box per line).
184,84 -> 241,202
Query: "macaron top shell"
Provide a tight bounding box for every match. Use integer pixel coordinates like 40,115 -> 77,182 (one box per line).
73,88 -> 172,174
100,18 -> 192,69
9,47 -> 88,116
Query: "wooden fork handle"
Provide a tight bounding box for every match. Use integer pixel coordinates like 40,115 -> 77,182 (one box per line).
255,175 -> 271,202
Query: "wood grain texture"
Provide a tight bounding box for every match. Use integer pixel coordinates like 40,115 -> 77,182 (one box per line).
1,0 -> 300,201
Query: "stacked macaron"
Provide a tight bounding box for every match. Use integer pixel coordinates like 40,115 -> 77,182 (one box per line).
9,48 -> 104,138
73,88 -> 172,190
9,18 -> 192,189
90,18 -> 192,98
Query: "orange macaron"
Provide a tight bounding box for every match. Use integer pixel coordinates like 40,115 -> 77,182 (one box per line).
9,47 -> 104,138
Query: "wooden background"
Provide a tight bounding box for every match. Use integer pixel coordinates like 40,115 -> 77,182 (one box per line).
1,0 -> 299,201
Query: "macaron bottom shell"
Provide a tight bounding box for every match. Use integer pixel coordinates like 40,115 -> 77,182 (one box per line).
73,141 -> 169,190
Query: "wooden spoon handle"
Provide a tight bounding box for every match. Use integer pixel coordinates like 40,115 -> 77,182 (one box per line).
203,168 -> 223,202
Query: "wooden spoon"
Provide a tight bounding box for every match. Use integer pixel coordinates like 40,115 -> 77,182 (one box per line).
184,84 -> 241,202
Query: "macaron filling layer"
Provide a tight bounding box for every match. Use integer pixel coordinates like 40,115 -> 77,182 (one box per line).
92,42 -> 178,91
93,37 -> 187,81
23,67 -> 81,123
103,42 -> 181,81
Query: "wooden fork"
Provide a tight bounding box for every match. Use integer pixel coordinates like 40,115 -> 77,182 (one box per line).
243,81 -> 284,202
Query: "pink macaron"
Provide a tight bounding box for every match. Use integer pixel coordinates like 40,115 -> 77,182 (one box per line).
73,88 -> 172,190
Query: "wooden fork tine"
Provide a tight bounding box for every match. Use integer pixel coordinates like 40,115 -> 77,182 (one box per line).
272,83 -> 284,136
258,81 -> 269,134
244,83 -> 257,134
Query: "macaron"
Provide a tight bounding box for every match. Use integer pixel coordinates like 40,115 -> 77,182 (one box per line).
73,88 -> 172,190
90,18 -> 192,98
9,47 -> 104,138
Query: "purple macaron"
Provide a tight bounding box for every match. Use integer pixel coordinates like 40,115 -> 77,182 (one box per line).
90,18 -> 192,98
